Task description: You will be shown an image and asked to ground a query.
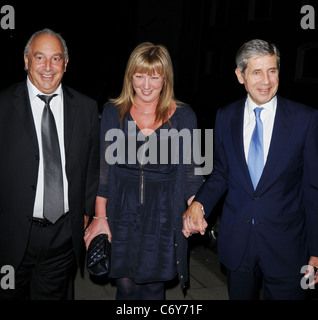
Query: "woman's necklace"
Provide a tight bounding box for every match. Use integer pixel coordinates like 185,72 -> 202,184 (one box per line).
131,105 -> 158,135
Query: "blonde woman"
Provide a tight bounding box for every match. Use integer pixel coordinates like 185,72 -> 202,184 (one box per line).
85,42 -> 203,300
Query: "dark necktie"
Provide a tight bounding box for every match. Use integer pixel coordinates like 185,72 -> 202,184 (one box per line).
38,94 -> 64,223
248,107 -> 264,190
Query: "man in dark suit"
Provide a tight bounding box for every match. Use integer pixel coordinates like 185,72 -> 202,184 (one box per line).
183,39 -> 318,299
0,29 -> 99,299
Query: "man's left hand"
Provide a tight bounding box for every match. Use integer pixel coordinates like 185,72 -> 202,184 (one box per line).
306,256 -> 318,286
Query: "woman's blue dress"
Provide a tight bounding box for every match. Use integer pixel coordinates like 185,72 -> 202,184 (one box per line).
98,103 -> 203,284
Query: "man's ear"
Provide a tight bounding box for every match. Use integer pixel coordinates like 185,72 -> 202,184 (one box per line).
64,58 -> 69,72
235,68 -> 245,84
24,54 -> 29,71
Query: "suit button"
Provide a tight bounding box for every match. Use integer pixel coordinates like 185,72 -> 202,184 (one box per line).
253,196 -> 260,200
34,155 -> 39,161
31,185 -> 36,191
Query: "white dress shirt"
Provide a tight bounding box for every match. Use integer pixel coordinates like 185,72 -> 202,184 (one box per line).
243,95 -> 277,166
27,77 -> 69,218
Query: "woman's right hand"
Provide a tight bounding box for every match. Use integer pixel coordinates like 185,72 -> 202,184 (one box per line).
84,217 -> 112,249
84,196 -> 112,249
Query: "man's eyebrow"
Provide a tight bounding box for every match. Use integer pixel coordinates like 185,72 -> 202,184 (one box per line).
33,51 -> 63,57
251,67 -> 278,72
33,51 -> 44,56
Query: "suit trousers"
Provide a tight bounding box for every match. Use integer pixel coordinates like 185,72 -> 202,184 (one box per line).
225,228 -> 306,300
0,214 -> 76,300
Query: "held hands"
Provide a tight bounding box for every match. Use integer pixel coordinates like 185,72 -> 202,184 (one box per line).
182,201 -> 208,238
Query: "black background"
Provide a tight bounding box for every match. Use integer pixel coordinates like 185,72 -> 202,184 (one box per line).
1,0 -> 317,129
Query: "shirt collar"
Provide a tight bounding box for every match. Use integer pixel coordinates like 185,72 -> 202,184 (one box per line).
26,76 -> 62,102
246,94 -> 277,116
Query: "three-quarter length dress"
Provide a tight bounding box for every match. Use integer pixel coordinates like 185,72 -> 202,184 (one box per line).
98,102 -> 203,287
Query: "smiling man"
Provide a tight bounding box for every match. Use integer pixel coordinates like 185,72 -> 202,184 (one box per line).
24,32 -> 69,94
0,29 -> 99,300
183,39 -> 318,300
235,53 -> 279,106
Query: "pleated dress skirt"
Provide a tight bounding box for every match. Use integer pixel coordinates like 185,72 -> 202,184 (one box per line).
109,166 -> 177,283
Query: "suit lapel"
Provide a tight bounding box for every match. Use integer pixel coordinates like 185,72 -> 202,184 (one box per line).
231,98 -> 255,192
11,82 -> 78,157
231,96 -> 293,193
63,86 -> 77,154
257,96 -> 293,191
12,82 -> 39,152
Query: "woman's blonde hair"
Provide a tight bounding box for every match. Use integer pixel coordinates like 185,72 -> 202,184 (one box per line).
110,42 -> 176,124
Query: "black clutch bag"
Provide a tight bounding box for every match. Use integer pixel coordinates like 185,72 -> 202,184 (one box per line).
87,233 -> 111,277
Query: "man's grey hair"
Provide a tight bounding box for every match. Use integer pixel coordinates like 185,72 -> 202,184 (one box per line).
24,28 -> 69,61
235,39 -> 280,75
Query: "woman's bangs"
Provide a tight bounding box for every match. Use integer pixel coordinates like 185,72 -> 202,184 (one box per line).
135,59 -> 164,76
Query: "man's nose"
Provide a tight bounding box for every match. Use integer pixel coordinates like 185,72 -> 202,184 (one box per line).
44,59 -> 52,71
262,73 -> 270,84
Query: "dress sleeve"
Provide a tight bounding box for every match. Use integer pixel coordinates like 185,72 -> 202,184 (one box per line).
97,103 -> 118,199
181,105 -> 204,202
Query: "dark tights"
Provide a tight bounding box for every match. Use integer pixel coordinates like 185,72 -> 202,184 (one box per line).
116,278 -> 165,300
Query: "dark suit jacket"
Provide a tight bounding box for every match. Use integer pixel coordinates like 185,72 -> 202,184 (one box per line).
0,81 -> 99,271
195,95 -> 318,277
